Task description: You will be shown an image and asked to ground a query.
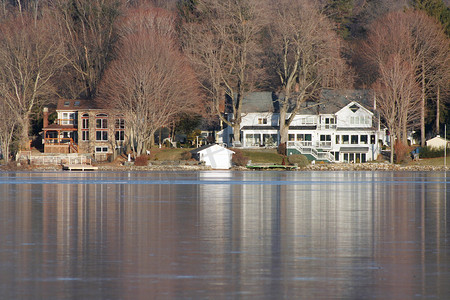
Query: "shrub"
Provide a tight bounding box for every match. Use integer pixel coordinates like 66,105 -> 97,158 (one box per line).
277,142 -> 286,155
231,148 -> 249,166
181,151 -> 192,160
419,146 -> 449,158
394,141 -> 413,163
287,154 -> 309,167
135,155 -> 149,166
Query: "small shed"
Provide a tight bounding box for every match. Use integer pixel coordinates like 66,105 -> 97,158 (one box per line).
426,136 -> 449,149
190,144 -> 235,169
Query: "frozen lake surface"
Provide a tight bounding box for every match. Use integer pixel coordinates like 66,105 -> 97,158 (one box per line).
0,171 -> 449,299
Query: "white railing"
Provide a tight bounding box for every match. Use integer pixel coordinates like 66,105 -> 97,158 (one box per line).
287,141 -> 334,162
29,155 -> 91,165
317,141 -> 332,149
318,124 -> 337,130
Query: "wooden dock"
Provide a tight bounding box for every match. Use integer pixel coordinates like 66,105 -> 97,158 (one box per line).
63,164 -> 98,171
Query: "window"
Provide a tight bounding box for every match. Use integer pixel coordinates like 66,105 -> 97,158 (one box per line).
336,135 -> 340,144
296,134 -> 312,142
324,117 -> 335,128
82,131 -> 89,141
96,114 -> 108,129
64,101 -> 70,106
258,118 -> 267,125
96,119 -> 107,129
351,135 -> 358,144
320,135 -> 331,141
300,116 -> 316,125
288,134 -> 295,141
74,101 -> 80,107
360,135 -> 368,144
349,104 -> 359,112
95,147 -> 108,153
96,131 -> 108,141
115,118 -> 125,129
262,134 -> 277,146
370,135 -> 376,144
82,118 -> 89,129
115,130 -> 125,141
343,135 -> 349,144
61,112 -> 75,125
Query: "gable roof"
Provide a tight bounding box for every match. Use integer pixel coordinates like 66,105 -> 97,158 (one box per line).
56,99 -> 109,111
240,92 -> 278,113
190,144 -> 234,155
336,101 -> 374,116
236,90 -> 375,115
317,89 -> 374,114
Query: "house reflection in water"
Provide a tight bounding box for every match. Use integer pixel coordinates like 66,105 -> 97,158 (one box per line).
0,171 -> 448,299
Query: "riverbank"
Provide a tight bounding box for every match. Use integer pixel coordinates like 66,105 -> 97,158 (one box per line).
1,161 -> 448,172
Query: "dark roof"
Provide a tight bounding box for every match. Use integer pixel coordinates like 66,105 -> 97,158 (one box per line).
289,126 -> 317,130
236,90 -> 374,115
318,89 -> 374,114
189,144 -> 216,155
240,92 -> 278,113
56,99 -> 109,111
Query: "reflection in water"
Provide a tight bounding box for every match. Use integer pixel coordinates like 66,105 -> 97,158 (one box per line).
0,171 -> 448,299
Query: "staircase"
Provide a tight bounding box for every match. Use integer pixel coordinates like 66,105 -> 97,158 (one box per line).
287,141 -> 334,162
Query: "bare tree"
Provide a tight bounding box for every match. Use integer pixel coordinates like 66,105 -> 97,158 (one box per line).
181,0 -> 266,144
52,0 -> 122,99
408,11 -> 450,143
0,96 -> 17,162
100,7 -> 200,156
372,55 -> 421,163
364,10 -> 449,147
0,13 -> 65,150
362,11 -> 443,162
265,0 -> 352,144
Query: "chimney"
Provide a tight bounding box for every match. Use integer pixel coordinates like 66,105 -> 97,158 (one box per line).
43,107 -> 49,128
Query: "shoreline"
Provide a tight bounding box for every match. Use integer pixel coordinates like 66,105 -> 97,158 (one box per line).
0,162 -> 448,172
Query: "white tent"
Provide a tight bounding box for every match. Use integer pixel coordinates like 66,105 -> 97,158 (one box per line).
192,144 -> 235,169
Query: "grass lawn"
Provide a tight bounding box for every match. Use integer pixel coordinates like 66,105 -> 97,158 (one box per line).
148,148 -> 193,161
239,149 -> 284,164
408,156 -> 450,167
148,147 -> 284,164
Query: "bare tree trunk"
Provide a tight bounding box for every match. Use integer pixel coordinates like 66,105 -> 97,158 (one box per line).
232,123 -> 241,145
436,85 -> 440,135
18,115 -> 30,150
390,136 -> 395,164
421,61 -> 426,146
279,109 -> 288,144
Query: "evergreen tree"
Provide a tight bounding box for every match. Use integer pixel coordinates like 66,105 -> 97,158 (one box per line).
412,0 -> 450,36
324,0 -> 354,39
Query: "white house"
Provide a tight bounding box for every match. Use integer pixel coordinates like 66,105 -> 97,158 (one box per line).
190,144 -> 235,169
426,136 -> 449,149
222,90 -> 386,163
